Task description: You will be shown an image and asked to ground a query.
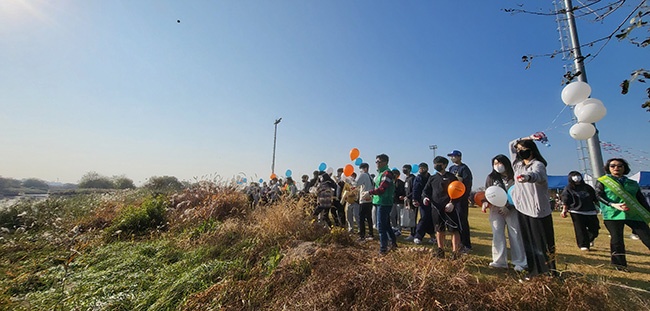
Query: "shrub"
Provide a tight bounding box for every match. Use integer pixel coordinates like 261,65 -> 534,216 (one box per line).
106,195 -> 167,238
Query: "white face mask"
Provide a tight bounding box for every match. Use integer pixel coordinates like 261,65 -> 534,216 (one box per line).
571,175 -> 582,182
494,164 -> 505,174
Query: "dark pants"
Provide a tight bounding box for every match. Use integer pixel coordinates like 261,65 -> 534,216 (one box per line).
569,213 -> 600,249
415,205 -> 435,240
603,219 -> 650,267
331,200 -> 346,227
458,198 -> 471,249
518,211 -> 557,277
410,204 -> 419,236
359,202 -> 374,238
313,206 -> 332,227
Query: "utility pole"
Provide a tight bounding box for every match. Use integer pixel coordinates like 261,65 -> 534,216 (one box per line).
271,118 -> 282,175
563,0 -> 605,178
429,145 -> 437,159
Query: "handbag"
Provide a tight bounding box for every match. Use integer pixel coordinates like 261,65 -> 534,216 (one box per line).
400,208 -> 416,228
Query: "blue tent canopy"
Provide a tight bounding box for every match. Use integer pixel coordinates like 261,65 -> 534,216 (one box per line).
631,171 -> 650,188
547,175 -> 568,190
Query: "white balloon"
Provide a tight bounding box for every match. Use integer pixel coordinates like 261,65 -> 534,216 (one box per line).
485,186 -> 508,207
326,167 -> 334,175
561,81 -> 591,106
569,122 -> 596,140
575,98 -> 606,123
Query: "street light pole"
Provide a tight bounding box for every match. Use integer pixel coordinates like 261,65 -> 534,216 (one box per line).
271,118 -> 282,175
563,0 -> 605,178
429,145 -> 437,159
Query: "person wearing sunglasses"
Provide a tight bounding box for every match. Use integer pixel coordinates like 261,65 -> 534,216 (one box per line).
595,158 -> 650,271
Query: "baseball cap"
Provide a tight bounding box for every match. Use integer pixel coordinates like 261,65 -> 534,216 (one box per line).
447,150 -> 462,157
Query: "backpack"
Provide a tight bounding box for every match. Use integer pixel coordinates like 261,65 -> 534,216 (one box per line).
317,183 -> 334,208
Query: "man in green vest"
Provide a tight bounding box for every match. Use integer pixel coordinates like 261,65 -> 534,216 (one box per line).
363,154 -> 397,255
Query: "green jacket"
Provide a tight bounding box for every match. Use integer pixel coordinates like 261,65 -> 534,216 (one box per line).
371,165 -> 395,206
598,176 -> 644,221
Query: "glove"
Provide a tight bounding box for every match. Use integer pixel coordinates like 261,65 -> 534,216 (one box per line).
423,198 -> 430,206
516,174 -> 530,183
481,202 -> 490,213
444,202 -> 454,213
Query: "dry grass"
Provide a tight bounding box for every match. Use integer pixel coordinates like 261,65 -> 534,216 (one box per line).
2,189 -> 649,311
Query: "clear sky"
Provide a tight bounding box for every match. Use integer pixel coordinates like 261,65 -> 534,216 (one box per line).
1,0 -> 648,187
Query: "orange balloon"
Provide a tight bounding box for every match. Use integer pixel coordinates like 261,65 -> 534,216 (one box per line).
474,191 -> 486,206
343,164 -> 354,177
349,148 -> 360,161
270,173 -> 277,180
448,181 -> 466,199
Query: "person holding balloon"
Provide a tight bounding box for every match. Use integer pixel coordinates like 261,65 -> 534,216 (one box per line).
482,154 -> 527,271
595,158 -> 650,271
560,171 -> 600,251
422,156 -> 464,258
509,135 -> 556,277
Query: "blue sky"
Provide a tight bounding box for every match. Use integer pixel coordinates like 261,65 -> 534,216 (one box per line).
1,0 -> 648,187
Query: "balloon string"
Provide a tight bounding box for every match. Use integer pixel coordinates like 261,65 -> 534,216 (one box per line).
544,105 -> 570,133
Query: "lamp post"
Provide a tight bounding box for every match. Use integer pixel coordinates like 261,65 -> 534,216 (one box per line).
563,0 -> 605,178
429,145 -> 437,159
271,118 -> 282,175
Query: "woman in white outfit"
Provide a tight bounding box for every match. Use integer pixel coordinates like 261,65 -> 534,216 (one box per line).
482,154 -> 527,271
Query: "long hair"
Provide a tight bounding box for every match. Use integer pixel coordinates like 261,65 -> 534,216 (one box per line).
514,139 -> 547,167
489,154 -> 514,182
567,170 -> 583,190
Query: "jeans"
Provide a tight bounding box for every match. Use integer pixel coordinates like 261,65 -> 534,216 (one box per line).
377,205 -> 396,252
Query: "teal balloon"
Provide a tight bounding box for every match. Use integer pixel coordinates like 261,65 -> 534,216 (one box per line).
242,178 -> 247,183
507,186 -> 515,205
318,162 -> 327,171
354,158 -> 363,166
412,164 -> 418,174
259,178 -> 263,183
285,169 -> 292,177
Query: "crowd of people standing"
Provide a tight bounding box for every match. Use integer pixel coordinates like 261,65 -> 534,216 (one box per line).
243,133 -> 650,277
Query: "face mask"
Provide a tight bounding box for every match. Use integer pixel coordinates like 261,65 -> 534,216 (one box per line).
434,164 -> 445,172
571,175 -> 582,182
517,149 -> 532,159
494,164 -> 505,174
402,169 -> 409,175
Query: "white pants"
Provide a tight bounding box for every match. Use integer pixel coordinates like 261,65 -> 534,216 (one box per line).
346,203 -> 360,231
489,207 -> 527,268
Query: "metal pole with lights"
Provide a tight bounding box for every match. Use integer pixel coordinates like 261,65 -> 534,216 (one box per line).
271,118 -> 282,175
429,145 -> 437,159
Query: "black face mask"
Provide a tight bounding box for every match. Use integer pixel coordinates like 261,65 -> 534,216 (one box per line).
517,149 -> 532,160
434,164 -> 445,172
402,169 -> 409,175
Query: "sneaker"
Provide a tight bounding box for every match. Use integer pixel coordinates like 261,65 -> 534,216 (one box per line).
394,230 -> 402,237
489,262 -> 508,269
514,265 -> 527,272
413,238 -> 422,245
580,247 -> 589,251
365,236 -> 374,241
428,238 -> 436,244
630,234 -> 640,240
613,265 -> 629,272
391,243 -> 398,251
404,235 -> 415,241
379,250 -> 388,256
435,248 -> 445,258
459,246 -> 471,254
